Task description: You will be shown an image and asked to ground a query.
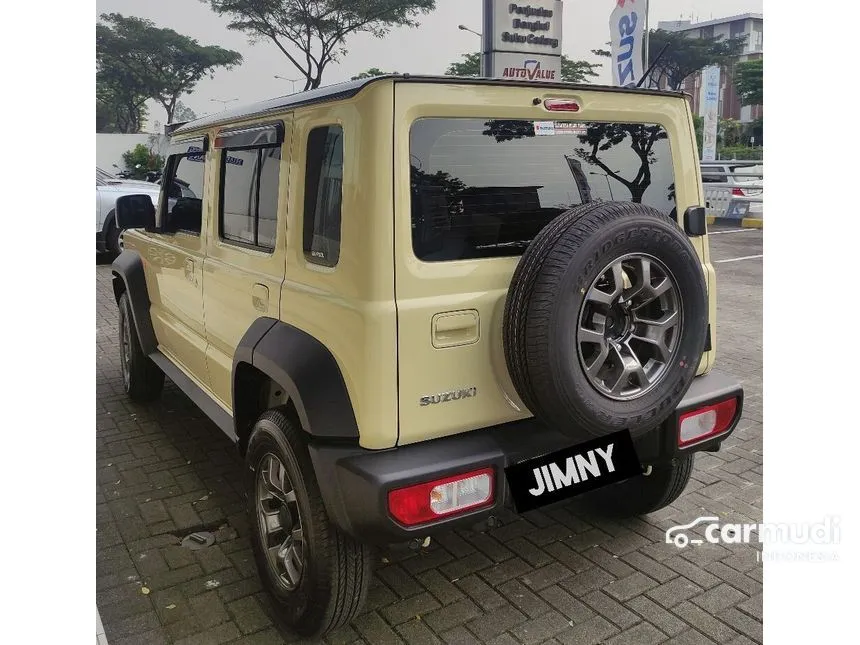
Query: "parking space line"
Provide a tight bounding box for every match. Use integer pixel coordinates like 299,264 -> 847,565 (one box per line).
710,228 -> 761,235
714,254 -> 763,264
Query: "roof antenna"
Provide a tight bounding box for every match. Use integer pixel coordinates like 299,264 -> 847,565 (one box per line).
636,41 -> 670,88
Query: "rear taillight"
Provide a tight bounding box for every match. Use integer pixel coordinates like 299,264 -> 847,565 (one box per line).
731,187 -> 746,197
388,468 -> 494,526
678,398 -> 738,446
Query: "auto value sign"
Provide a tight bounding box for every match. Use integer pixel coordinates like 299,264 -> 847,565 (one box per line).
484,0 -> 563,81
609,0 -> 646,87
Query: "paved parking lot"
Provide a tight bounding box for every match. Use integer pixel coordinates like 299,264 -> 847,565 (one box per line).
96,226 -> 763,645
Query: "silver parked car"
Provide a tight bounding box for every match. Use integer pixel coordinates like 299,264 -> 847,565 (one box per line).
96,167 -> 196,254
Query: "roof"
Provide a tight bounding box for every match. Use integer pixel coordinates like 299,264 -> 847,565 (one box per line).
171,74 -> 686,136
658,13 -> 763,32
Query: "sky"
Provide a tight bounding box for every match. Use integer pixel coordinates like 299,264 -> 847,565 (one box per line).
97,0 -> 763,131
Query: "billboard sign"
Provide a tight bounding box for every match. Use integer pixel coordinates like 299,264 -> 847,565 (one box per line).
484,0 -> 563,81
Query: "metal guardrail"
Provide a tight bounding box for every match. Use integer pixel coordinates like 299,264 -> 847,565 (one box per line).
701,167 -> 763,220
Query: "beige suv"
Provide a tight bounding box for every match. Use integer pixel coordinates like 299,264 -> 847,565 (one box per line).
112,75 -> 744,637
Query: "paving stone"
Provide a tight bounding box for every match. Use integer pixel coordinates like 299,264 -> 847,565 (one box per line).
581,591 -> 641,630
508,609 -> 571,645
498,579 -> 550,619
395,617 -> 443,645
422,598 -> 482,633
691,583 -> 748,614
555,616 -> 619,645
466,604 -> 528,641
381,591 -> 442,625
646,577 -> 705,609
672,602 -> 740,643
225,595 -> 274,634
604,621 -> 666,645
626,595 -> 688,637
604,572 -> 659,602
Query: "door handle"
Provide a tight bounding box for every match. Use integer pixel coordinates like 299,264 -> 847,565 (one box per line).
252,284 -> 269,312
184,259 -> 195,283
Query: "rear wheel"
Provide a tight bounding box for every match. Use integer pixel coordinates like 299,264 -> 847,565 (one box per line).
118,292 -> 164,402
246,408 -> 372,637
583,454 -> 694,517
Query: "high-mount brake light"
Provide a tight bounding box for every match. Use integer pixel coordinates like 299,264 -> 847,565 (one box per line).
544,99 -> 581,112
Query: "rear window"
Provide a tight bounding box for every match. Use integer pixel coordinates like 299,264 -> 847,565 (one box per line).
410,118 -> 676,262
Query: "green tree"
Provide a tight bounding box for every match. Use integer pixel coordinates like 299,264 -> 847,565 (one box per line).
351,67 -> 394,80
645,29 -> 747,90
445,52 -> 481,76
445,52 -> 602,83
734,58 -> 763,105
204,0 -> 435,91
97,13 -> 242,125
96,77 -> 149,133
173,101 -> 198,122
121,144 -> 166,180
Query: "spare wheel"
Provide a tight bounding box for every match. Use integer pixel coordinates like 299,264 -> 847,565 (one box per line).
502,201 -> 708,441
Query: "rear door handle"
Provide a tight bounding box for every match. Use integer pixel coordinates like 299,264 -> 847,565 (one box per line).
184,258 -> 195,283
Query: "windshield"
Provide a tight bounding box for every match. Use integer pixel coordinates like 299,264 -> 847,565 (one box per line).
409,118 -> 676,262
96,167 -> 117,183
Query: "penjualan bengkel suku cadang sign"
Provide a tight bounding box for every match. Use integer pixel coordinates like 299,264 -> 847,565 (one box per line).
482,0 -> 564,81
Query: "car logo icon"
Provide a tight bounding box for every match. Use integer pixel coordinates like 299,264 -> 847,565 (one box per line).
665,516 -> 719,548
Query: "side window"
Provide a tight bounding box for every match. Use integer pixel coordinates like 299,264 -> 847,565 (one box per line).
303,126 -> 343,266
161,153 -> 206,235
219,146 -> 281,250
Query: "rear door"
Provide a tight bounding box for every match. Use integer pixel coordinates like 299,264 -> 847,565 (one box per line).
392,82 -> 702,447
202,121 -> 289,409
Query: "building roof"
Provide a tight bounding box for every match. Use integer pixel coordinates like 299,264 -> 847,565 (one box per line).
171,74 -> 686,136
658,13 -> 763,32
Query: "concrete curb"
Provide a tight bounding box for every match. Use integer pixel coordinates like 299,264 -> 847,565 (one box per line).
707,216 -> 763,229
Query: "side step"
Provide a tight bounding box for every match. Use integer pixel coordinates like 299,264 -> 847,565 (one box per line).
148,351 -> 237,443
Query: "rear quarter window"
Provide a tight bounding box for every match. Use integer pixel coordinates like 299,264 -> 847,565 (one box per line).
409,118 -> 676,262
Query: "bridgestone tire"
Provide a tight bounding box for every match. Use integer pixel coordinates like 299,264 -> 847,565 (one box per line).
503,202 -> 708,440
246,408 -> 372,638
118,292 -> 164,402
583,454 -> 694,517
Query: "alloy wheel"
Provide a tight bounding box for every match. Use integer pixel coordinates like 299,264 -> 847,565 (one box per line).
577,253 -> 683,401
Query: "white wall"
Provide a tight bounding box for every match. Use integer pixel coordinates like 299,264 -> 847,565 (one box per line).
96,133 -> 169,175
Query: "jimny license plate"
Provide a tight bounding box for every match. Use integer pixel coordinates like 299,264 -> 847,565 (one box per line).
504,430 -> 642,513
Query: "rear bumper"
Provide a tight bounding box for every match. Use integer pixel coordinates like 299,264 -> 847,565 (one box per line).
309,370 -> 743,545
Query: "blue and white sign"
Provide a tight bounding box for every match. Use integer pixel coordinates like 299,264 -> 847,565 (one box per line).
700,65 -> 721,162
610,0 -> 646,88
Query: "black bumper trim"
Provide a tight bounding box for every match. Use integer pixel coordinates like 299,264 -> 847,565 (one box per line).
308,369 -> 744,544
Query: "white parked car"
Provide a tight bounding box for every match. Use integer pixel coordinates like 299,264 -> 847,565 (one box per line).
700,160 -> 763,215
96,167 -> 197,254
96,167 -> 161,254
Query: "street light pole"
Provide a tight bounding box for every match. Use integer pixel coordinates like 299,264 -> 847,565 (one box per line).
274,75 -> 301,93
458,25 -> 485,77
209,98 -> 238,111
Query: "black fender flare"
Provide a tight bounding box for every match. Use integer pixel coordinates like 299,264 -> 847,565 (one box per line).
232,319 -> 360,440
111,250 -> 158,355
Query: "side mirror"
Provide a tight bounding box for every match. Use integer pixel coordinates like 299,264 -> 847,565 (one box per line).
115,194 -> 156,231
